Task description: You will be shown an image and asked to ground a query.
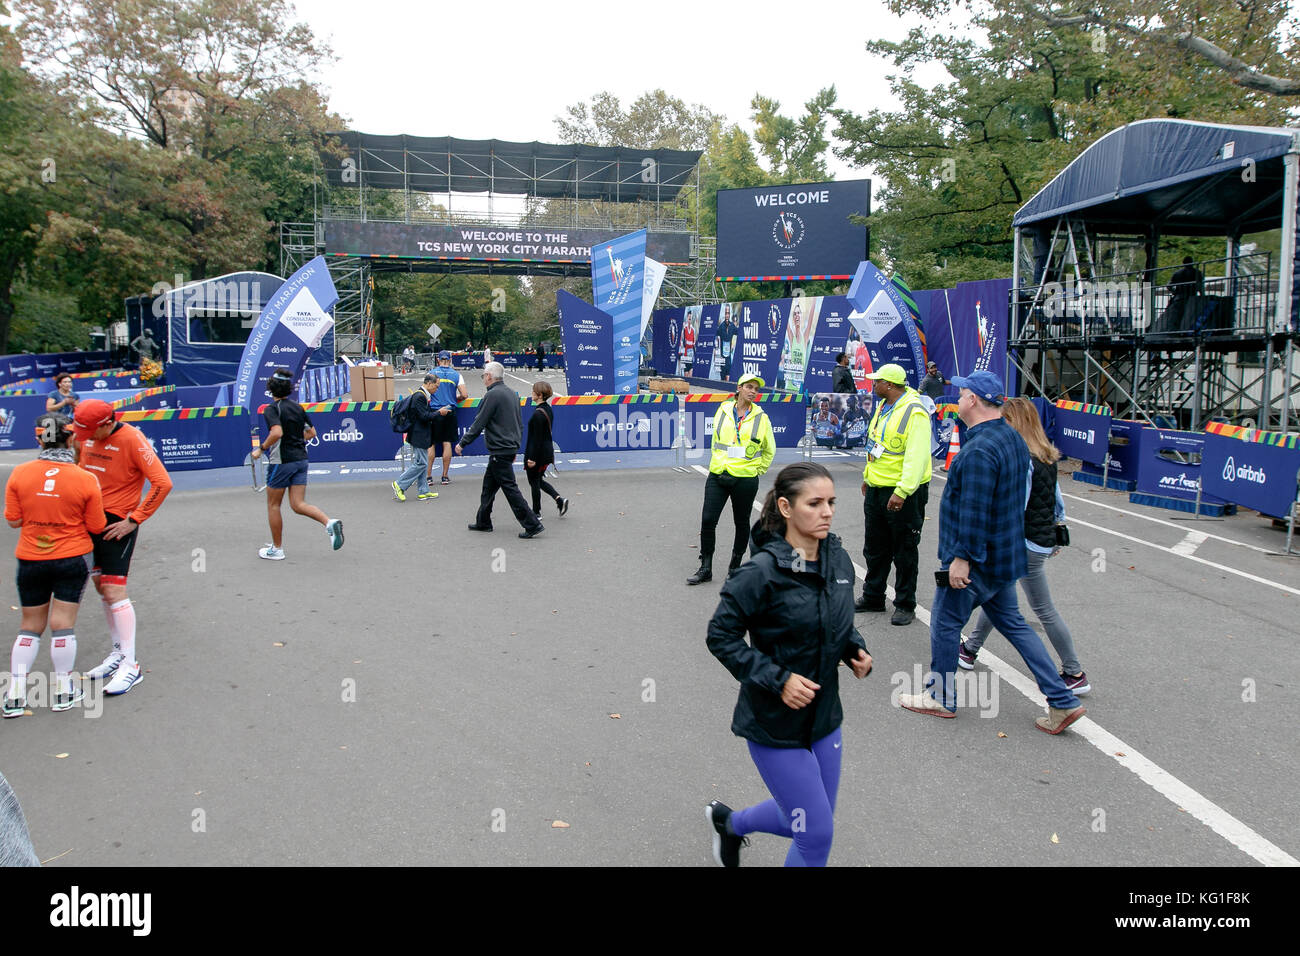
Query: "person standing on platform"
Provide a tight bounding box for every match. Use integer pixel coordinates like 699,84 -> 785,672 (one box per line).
832,353 -> 855,394
687,373 -> 776,585
456,362 -> 544,539
391,373 -> 440,503
704,462 -> 873,867
427,351 -> 468,486
524,381 -> 569,519
959,398 -> 1089,695
72,398 -> 174,696
855,363 -> 932,626
3,414 -> 105,717
896,371 -> 1085,734
250,369 -> 345,560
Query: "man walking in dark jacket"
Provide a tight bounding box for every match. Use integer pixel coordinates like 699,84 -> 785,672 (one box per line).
455,362 -> 544,538
392,373 -> 440,502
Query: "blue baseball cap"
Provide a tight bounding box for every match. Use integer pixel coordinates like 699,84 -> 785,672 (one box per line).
950,370 -> 1006,405
437,350 -> 452,361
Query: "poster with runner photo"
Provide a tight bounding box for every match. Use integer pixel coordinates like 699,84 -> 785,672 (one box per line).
775,296 -> 819,393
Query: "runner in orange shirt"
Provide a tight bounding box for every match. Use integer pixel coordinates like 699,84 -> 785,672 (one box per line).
71,399 -> 173,696
3,414 -> 106,717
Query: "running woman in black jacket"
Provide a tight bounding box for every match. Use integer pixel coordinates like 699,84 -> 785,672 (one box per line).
705,462 -> 872,866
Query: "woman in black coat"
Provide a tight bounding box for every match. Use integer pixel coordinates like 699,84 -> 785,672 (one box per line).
524,381 -> 569,517
704,462 -> 872,867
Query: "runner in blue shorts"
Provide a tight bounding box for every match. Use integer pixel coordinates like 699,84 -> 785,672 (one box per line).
250,368 -> 343,560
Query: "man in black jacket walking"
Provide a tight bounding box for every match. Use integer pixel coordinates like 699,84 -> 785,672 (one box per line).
455,362 -> 544,538
832,352 -> 856,393
392,373 -> 440,502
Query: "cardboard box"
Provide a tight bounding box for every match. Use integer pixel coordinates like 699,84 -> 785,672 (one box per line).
353,363 -> 395,403
648,377 -> 689,394
348,365 -> 366,398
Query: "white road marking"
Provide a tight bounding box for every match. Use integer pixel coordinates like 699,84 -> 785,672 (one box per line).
1060,487 -> 1274,554
696,472 -> 1300,866
930,471 -> 1300,596
1171,530 -> 1209,556
1067,516 -> 1300,597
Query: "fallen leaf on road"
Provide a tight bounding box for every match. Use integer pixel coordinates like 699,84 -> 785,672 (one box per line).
609,713 -> 621,719
551,609 -> 558,614
1115,752 -> 1126,757
585,762 -> 591,767
551,820 -> 570,829
273,642 -> 285,647
54,753 -> 68,759
1050,833 -> 1059,844
339,746 -> 348,750
997,732 -> 1008,738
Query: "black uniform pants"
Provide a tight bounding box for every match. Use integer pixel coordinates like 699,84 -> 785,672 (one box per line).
477,454 -> 542,531
862,482 -> 928,611
699,472 -> 759,563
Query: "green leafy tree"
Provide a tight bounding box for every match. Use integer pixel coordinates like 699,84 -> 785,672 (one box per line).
831,0 -> 1293,288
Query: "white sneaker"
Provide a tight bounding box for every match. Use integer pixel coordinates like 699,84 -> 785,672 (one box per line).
85,651 -> 125,680
104,661 -> 143,696
259,546 -> 286,560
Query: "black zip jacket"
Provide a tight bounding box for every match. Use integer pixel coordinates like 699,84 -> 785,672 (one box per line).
706,522 -> 869,748
458,380 -> 522,455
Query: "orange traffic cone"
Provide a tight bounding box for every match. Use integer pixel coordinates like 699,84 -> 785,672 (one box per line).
943,427 -> 961,471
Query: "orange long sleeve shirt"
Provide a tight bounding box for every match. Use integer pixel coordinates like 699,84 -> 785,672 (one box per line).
77,422 -> 173,523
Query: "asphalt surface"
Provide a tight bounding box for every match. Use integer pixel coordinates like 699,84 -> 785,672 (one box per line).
0,366 -> 1297,867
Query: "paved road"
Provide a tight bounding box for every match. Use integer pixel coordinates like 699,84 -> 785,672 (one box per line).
1,444 -> 1296,866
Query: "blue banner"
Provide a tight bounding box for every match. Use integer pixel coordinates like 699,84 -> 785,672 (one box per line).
915,279 -> 1016,401
233,256 -> 338,413
0,394 -> 53,450
557,290 -> 615,395
121,409 -> 251,471
1133,428 -> 1229,504
1052,402 -> 1112,466
1200,430 -> 1300,518
590,229 -> 647,395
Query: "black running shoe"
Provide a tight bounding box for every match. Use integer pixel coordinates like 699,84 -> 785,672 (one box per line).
705,800 -> 748,867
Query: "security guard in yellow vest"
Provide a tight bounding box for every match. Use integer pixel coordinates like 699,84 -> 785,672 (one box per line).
856,363 -> 933,625
688,373 -> 777,585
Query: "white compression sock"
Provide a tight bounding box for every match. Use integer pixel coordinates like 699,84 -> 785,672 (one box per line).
9,631 -> 39,695
50,629 -> 76,695
101,595 -> 120,650
108,599 -> 135,663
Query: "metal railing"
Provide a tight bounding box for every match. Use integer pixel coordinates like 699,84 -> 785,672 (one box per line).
1013,253 -> 1275,345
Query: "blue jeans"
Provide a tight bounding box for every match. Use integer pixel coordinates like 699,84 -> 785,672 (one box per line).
966,548 -> 1081,674
927,571 -> 1080,712
396,445 -> 430,496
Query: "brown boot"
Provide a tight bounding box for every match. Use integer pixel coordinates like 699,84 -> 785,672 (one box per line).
1035,705 -> 1086,735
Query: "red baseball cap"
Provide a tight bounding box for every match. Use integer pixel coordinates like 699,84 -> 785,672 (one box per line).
72,398 -> 116,438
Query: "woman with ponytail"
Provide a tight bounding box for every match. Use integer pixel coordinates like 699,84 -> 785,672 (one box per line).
704,462 -> 872,867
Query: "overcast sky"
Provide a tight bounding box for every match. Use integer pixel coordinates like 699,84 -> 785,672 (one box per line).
305,0 -> 955,182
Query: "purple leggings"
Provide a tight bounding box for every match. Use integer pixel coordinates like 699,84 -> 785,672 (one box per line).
730,727 -> 843,867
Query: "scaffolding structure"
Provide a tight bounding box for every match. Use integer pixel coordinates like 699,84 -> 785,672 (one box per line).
1010,121 -> 1300,435
281,134 -> 713,353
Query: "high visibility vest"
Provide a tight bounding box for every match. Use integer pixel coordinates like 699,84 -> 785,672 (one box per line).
709,401 -> 775,478
863,388 -> 929,487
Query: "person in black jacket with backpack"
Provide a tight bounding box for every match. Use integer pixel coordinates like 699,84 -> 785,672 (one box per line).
704,462 -> 873,867
524,381 -> 569,518
391,373 -> 440,502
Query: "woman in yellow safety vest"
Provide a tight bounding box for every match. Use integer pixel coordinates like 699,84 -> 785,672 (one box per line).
687,373 -> 777,585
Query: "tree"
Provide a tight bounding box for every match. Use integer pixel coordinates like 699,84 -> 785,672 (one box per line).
830,0 -> 1293,288
1023,1 -> 1300,96
556,90 -> 722,150
15,0 -> 339,282
751,87 -> 838,182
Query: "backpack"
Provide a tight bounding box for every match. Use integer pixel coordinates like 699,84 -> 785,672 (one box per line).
390,390 -> 420,434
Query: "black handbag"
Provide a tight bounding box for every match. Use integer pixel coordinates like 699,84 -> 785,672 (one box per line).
1054,524 -> 1070,547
